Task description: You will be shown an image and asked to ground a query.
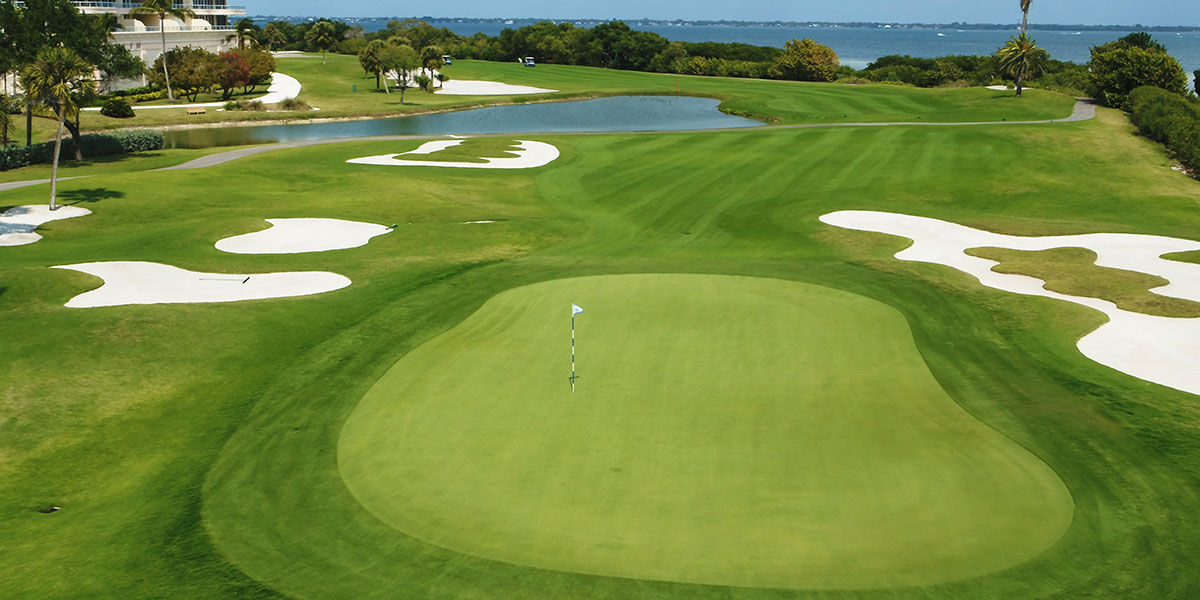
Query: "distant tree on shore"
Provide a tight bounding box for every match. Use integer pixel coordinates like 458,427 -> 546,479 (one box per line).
421,44 -> 445,82
1088,32 -> 1188,109
20,46 -> 95,210
358,40 -> 385,89
769,38 -> 840,82
305,20 -> 338,64
381,44 -> 419,103
130,0 -> 194,103
261,22 -> 287,50
996,32 -> 1048,97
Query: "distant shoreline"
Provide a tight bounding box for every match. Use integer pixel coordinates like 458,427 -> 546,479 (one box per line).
247,16 -> 1200,32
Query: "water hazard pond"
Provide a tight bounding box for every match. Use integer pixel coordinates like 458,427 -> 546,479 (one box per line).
163,96 -> 761,149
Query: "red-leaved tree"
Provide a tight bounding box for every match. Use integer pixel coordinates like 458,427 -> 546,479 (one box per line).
216,50 -> 252,100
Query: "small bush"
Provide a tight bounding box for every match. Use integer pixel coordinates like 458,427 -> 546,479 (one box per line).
277,97 -> 310,111
110,85 -> 160,98
100,98 -> 135,118
0,129 -> 163,171
124,90 -> 165,103
224,99 -> 265,111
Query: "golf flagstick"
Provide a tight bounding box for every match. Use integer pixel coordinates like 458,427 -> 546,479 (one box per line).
571,303 -> 583,392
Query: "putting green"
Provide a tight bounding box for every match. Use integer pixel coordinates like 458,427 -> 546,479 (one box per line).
338,274 -> 1073,589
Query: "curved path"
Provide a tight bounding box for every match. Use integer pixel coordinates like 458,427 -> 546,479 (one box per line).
0,176 -> 82,193
81,73 -> 301,112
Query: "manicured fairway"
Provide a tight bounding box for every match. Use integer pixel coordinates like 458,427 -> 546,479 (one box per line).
4,64 -> 1200,600
340,274 -> 1073,588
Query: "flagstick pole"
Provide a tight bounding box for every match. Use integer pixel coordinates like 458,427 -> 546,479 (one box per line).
571,313 -> 576,393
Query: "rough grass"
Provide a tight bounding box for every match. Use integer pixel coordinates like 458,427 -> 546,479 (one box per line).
1164,249 -> 1200,264
397,137 -> 529,163
1,71 -> 1199,600
967,246 -> 1200,317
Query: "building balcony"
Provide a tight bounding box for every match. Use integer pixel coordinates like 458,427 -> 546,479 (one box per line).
112,24 -> 236,32
12,1 -> 247,16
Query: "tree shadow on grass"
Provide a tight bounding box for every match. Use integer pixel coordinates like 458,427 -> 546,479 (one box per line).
59,188 -> 123,206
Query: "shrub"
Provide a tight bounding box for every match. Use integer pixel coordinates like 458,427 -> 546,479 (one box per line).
769,38 -> 840,82
0,129 -> 162,171
223,99 -> 266,111
100,98 -> 135,118
1128,86 -> 1200,172
1088,33 -> 1188,109
110,84 -> 160,98
277,97 -> 310,111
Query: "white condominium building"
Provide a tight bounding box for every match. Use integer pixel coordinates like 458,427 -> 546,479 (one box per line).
59,1 -> 247,65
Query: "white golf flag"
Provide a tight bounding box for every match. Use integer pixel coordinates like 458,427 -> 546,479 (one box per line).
572,303 -> 584,315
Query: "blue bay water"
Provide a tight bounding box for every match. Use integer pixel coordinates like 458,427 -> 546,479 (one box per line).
418,21 -> 1200,77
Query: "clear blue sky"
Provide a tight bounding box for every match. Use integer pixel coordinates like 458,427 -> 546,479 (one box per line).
250,0 -> 1196,26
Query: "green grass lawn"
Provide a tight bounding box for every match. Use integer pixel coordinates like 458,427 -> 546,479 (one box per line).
341,274 -> 1072,590
2,69 -> 1199,600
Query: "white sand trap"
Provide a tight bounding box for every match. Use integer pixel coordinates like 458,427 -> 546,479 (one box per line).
986,85 -> 1011,90
820,210 -> 1200,396
215,218 -> 391,254
435,79 -> 557,95
52,261 -> 350,308
347,139 -> 560,169
0,205 -> 91,246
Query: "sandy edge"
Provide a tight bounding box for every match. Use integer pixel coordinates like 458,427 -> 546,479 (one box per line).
820,209 -> 1200,396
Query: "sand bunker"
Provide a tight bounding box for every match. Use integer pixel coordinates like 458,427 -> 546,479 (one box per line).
435,80 -> 557,95
53,261 -> 350,308
215,218 -> 391,254
347,139 -> 560,169
820,210 -> 1200,396
0,205 -> 91,247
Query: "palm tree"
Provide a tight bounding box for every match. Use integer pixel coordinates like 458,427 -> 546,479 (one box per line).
358,39 -> 385,89
235,17 -> 258,50
305,21 -> 338,64
1020,0 -> 1032,32
20,47 -> 96,211
420,44 -> 444,88
996,32 -> 1048,97
262,23 -> 286,50
130,0 -> 195,102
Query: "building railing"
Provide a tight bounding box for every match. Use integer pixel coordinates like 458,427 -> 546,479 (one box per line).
12,1 -> 246,10
114,24 -> 237,31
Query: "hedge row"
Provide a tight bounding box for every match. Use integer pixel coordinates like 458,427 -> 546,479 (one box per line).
0,129 -> 163,171
1128,86 -> 1200,173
